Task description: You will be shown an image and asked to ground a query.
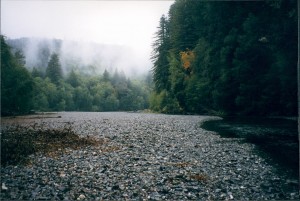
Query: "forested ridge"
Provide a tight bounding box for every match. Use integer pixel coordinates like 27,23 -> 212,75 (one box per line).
6,37 -> 144,76
1,36 -> 151,115
151,0 -> 297,116
1,0 -> 297,117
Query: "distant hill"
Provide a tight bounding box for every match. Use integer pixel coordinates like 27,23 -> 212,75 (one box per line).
7,37 -> 144,76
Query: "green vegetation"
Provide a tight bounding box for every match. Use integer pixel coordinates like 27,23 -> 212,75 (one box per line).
1,36 -> 34,115
151,0 -> 297,116
1,1 -> 297,117
1,35 -> 151,115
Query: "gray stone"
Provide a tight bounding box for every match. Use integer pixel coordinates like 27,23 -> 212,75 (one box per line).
1,112 -> 299,200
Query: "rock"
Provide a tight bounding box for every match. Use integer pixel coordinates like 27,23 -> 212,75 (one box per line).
215,189 -> 221,193
2,183 -> 8,190
286,179 -> 298,186
0,112 -> 299,201
149,192 -> 160,200
119,184 -> 125,190
77,194 -> 86,200
60,172 -> 66,177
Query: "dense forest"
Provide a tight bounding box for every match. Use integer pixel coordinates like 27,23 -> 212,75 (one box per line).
1,35 -> 151,115
1,0 -> 297,117
6,37 -> 145,76
151,0 -> 297,116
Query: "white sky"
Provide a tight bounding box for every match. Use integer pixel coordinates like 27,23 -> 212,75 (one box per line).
1,0 -> 174,74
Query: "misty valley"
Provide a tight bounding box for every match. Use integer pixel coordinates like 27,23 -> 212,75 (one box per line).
7,37 -> 148,76
2,37 -> 152,115
1,0 -> 299,200
1,0 -> 297,117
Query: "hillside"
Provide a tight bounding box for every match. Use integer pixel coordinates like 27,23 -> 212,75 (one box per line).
7,37 -> 147,77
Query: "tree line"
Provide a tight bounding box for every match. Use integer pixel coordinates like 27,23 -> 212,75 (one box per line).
1,35 -> 151,115
151,0 -> 297,116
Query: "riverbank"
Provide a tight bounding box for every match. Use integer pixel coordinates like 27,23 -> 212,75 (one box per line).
201,117 -> 299,179
1,112 -> 299,200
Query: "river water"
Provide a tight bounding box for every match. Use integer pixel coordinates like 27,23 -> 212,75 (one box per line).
201,117 -> 299,179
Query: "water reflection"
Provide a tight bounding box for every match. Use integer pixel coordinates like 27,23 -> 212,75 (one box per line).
201,117 -> 299,178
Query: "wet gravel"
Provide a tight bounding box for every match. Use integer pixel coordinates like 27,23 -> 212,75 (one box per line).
1,112 -> 299,200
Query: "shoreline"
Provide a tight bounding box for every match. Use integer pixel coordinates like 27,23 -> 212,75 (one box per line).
1,112 -> 299,200
200,117 -> 299,178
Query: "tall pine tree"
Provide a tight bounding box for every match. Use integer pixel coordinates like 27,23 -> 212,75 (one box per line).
151,15 -> 170,92
46,53 -> 63,84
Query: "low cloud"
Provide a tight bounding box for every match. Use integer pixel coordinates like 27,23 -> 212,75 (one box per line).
8,37 -> 151,77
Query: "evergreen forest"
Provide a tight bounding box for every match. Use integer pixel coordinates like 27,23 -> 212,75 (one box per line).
1,0 -> 297,117
1,36 -> 151,115
151,0 -> 297,116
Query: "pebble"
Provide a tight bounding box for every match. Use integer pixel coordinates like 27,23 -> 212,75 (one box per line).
77,194 -> 85,200
0,112 -> 299,200
2,183 -> 8,190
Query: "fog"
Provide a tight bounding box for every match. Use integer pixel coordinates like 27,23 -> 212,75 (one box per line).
1,1 -> 174,77
8,37 -> 152,77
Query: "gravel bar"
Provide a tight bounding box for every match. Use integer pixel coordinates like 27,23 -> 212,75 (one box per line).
1,112 -> 299,200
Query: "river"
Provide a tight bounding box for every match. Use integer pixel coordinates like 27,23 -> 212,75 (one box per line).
201,117 -> 299,179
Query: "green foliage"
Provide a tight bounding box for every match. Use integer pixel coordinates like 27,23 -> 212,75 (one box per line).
31,67 -> 44,78
14,50 -> 26,66
150,90 -> 181,114
1,36 -> 151,114
151,15 -> 170,92
1,35 -> 34,115
46,53 -> 63,84
91,82 -> 119,111
30,71 -> 150,112
151,0 -> 297,116
30,70 -> 150,112
102,69 -> 110,82
66,69 -> 81,87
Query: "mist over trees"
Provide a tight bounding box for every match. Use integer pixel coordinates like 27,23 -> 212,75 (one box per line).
1,0 -> 297,117
1,35 -> 151,115
151,0 -> 297,116
46,53 -> 63,84
6,37 -> 149,77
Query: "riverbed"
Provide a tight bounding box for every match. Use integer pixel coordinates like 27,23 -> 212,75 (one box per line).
1,112 -> 299,200
201,117 -> 299,179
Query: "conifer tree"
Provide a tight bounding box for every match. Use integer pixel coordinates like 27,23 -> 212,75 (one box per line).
46,53 -> 63,84
151,15 -> 170,92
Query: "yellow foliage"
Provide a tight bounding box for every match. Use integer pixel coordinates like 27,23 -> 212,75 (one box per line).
180,50 -> 195,70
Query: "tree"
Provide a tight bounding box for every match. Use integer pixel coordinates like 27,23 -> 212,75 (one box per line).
66,69 -> 81,87
150,0 -> 297,116
37,45 -> 51,72
1,35 -> 34,115
31,67 -> 43,78
73,86 -> 92,111
46,53 -> 63,84
102,69 -> 110,82
151,15 -> 170,92
14,50 -> 26,66
32,77 -> 49,111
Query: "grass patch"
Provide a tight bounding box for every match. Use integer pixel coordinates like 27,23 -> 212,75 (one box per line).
1,123 -> 102,166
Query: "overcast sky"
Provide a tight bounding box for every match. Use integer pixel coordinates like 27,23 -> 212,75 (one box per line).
1,0 -> 174,74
